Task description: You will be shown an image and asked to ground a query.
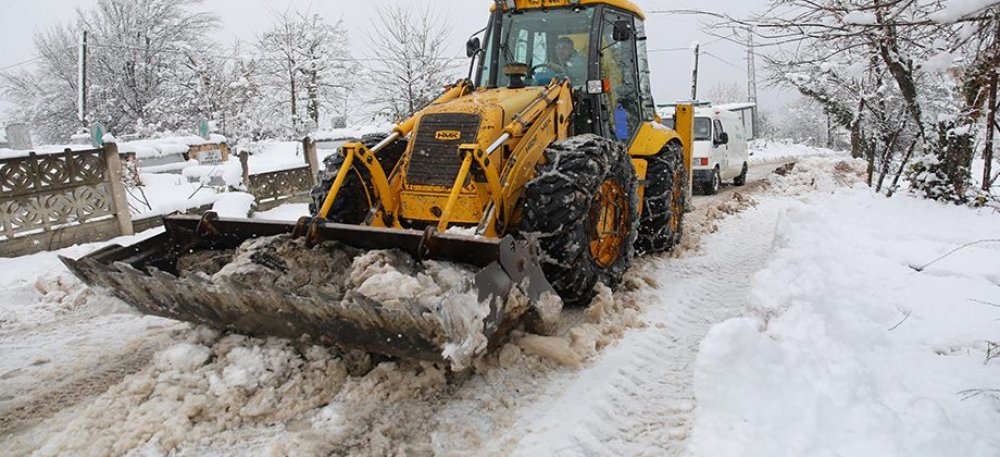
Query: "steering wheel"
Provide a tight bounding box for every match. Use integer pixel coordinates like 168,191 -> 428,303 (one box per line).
531,63 -> 560,75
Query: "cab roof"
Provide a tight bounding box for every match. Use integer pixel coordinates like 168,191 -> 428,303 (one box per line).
491,0 -> 646,20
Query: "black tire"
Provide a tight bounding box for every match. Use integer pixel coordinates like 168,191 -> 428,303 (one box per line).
734,162 -> 748,186
705,166 -> 721,195
309,133 -> 408,224
520,134 -> 639,307
636,141 -> 688,254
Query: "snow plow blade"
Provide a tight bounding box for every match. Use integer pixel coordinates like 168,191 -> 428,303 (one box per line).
59,212 -> 554,364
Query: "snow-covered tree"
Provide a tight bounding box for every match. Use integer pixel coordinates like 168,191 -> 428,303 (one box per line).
706,81 -> 746,104
257,12 -> 357,136
1,0 -> 217,142
743,0 -> 1000,202
365,4 -> 457,121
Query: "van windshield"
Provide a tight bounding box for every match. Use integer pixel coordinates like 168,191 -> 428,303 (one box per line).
660,117 -> 713,141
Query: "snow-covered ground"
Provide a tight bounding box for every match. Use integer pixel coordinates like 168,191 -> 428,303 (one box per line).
0,144 -> 997,456
689,174 -> 1000,457
749,138 -> 842,165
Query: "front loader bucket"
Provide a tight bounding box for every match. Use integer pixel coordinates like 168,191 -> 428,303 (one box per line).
60,213 -> 554,366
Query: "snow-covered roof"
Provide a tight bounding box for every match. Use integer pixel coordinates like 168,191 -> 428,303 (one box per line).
116,134 -> 228,160
714,102 -> 757,112
312,124 -> 394,142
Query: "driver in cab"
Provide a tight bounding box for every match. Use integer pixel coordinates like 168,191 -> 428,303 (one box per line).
542,37 -> 587,85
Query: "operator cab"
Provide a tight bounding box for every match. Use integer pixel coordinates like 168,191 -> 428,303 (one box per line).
473,1 -> 658,143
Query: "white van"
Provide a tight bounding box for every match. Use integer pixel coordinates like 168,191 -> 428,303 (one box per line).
662,106 -> 750,195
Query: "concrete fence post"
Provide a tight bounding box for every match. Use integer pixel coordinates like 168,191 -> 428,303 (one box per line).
103,142 -> 134,236
304,137 -> 320,185
239,150 -> 251,192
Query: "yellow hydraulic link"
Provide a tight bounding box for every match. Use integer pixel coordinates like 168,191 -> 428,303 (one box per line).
437,152 -> 475,233
317,151 -> 356,219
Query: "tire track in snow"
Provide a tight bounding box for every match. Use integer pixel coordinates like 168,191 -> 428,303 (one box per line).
0,314 -> 179,438
504,197 -> 786,456
0,345 -> 159,436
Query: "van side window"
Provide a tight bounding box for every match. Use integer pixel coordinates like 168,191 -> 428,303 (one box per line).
714,120 -> 726,143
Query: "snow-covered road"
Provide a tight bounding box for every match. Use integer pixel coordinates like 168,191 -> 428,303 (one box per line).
0,157 -> 834,456
498,196 -> 788,456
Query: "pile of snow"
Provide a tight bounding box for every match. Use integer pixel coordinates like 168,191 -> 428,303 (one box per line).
176,235 -> 500,370
210,192 -> 256,218
689,178 -> 1000,456
252,203 -> 310,222
4,330 -> 355,457
749,139 -> 845,165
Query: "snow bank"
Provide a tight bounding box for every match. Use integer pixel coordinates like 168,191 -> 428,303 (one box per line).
749,139 -> 845,165
689,180 -> 1000,456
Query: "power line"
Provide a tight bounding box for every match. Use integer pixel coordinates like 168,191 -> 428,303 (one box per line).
702,51 -> 744,71
647,32 -> 737,54
0,56 -> 48,73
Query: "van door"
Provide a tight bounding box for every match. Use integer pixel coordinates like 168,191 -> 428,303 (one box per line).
713,119 -> 729,177
725,118 -> 748,174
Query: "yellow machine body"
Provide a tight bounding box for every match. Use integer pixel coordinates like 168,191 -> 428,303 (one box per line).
321,79 -> 692,239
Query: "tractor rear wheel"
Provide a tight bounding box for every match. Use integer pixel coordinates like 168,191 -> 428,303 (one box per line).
636,141 -> 687,254
520,134 -> 639,307
309,133 -> 408,224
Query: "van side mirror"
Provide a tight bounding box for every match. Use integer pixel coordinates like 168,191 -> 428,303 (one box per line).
613,20 -> 632,42
716,132 -> 730,145
466,37 -> 482,58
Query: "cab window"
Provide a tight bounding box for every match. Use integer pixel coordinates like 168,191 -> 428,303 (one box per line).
601,10 -> 641,141
714,120 -> 726,143
479,8 -> 595,89
694,118 -> 712,141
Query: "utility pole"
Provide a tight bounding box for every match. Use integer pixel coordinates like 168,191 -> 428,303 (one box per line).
984,71 -> 997,192
745,26 -> 760,138
690,42 -> 701,100
77,31 -> 88,128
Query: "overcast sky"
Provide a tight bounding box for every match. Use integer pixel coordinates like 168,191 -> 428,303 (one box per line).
0,0 -> 793,120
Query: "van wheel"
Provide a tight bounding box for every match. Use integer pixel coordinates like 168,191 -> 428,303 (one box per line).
520,134 -> 639,307
734,162 -> 748,186
309,133 -> 407,223
705,167 -> 721,195
636,141 -> 686,254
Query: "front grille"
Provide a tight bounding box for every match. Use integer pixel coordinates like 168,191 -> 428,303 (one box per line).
406,113 -> 481,187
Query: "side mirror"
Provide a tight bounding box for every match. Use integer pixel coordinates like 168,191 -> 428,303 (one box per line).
466,37 -> 482,58
613,20 -> 632,42
716,132 -> 730,145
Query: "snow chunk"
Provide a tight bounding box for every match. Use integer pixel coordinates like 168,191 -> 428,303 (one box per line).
155,343 -> 211,372
210,192 -> 255,218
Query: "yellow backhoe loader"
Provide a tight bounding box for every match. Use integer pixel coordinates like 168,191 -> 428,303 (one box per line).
62,0 -> 695,365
